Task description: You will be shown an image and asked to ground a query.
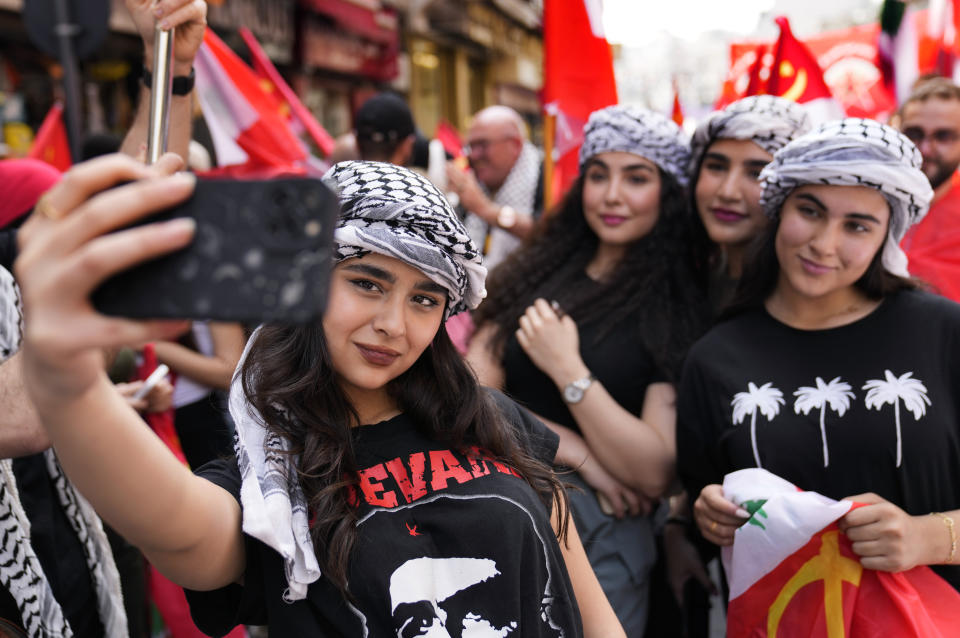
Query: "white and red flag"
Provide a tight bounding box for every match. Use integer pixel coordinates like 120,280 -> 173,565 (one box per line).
767,16 -> 846,124
194,29 -> 308,177
542,0 -> 618,200
723,469 -> 960,637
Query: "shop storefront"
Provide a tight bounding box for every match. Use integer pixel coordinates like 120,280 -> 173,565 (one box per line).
298,0 -> 401,138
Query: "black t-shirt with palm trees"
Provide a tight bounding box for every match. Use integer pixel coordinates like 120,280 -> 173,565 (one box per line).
677,289 -> 960,590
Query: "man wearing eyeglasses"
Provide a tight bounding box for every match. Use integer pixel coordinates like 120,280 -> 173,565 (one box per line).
898,77 -> 960,302
446,106 -> 543,270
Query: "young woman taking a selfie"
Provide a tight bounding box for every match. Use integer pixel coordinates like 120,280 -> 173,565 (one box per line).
15,155 -> 625,636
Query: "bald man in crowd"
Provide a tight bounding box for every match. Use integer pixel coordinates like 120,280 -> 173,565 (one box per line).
446,106 -> 543,270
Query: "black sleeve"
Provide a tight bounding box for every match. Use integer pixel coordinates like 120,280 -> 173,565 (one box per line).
486,387 -> 559,466
0,230 -> 17,273
675,348 -> 726,505
184,458 -> 269,636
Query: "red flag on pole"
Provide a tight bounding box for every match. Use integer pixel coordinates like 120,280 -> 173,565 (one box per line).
27,102 -> 71,172
194,29 -> 307,176
434,120 -> 464,160
767,16 -> 845,122
238,27 -> 335,158
543,0 -> 618,199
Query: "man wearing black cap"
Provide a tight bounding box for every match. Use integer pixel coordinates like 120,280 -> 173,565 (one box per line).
354,93 -> 417,166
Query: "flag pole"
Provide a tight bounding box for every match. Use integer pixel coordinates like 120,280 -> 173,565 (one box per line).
543,109 -> 555,214
146,24 -> 174,165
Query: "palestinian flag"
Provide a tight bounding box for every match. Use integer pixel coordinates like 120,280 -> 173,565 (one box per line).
723,469 -> 960,637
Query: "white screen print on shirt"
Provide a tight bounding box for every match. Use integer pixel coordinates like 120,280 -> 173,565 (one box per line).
343,443 -> 569,638
731,370 -> 931,469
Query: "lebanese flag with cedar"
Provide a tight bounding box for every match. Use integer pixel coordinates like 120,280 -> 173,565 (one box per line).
724,469 -> 960,637
543,0 -> 617,199
767,16 -> 845,124
194,29 -> 307,176
27,102 -> 71,172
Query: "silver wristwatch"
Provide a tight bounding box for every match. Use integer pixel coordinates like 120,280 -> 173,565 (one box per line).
562,373 -> 596,404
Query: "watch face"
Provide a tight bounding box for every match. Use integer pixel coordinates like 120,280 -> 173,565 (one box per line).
563,384 -> 584,403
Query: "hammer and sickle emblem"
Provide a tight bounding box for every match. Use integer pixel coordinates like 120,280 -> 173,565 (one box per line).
778,60 -> 808,102
767,531 -> 862,638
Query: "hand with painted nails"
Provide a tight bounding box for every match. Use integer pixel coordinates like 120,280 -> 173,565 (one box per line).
693,484 -> 751,546
125,0 -> 207,76
15,153 -> 196,408
515,298 -> 585,386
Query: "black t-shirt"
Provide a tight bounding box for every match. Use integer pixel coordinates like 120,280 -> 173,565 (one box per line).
187,391 -> 583,637
677,290 -> 960,589
502,272 -> 665,435
0,455 -> 105,637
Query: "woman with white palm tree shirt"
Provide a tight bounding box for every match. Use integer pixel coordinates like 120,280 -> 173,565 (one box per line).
676,119 -> 960,591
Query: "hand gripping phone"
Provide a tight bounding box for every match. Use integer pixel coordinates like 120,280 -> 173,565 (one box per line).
92,176 -> 338,323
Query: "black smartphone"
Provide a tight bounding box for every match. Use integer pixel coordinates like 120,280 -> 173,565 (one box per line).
92,176 -> 338,323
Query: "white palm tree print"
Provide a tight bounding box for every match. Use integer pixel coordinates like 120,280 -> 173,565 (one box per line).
862,370 -> 931,468
793,376 -> 856,468
732,382 -> 785,468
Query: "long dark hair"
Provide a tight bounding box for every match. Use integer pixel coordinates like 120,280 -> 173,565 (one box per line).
723,213 -> 921,319
240,320 -> 569,594
475,169 -> 708,381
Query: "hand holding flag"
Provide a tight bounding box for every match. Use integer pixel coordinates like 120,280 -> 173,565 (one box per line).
723,469 -> 960,637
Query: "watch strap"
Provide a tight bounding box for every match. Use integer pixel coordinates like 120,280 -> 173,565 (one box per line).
141,67 -> 196,96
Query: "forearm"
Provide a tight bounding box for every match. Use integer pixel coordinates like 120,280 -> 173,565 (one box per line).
153,339 -> 235,390
565,382 -> 675,495
120,53 -> 194,161
539,416 -> 589,469
121,89 -> 193,162
0,352 -> 51,457
30,370 -> 243,587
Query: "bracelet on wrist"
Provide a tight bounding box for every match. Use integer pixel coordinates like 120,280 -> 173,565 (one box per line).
141,67 -> 196,96
931,512 -> 956,564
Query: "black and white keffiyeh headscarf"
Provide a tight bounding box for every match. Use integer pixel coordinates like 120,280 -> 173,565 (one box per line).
578,105 -> 691,186
689,95 -> 812,175
231,161 -> 488,604
324,160 -> 487,319
759,118 -> 933,277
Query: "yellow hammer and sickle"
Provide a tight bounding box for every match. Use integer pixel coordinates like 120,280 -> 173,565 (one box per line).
767,531 -> 862,638
782,68 -> 808,102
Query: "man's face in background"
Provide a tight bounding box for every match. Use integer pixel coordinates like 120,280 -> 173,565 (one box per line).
901,97 -> 960,190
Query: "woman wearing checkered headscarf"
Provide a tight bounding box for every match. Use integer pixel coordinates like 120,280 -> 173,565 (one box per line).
689,96 -> 812,313
471,104 -> 708,633
677,120 -> 960,602
17,155 -> 628,636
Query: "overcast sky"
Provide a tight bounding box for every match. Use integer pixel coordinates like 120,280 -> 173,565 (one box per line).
601,0 -> 885,46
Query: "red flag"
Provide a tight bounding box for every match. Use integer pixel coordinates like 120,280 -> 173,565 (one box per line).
746,44 -> 770,96
434,120 -> 464,160
135,343 -> 187,466
671,85 -> 684,126
543,0 -> 618,198
238,27 -> 335,158
724,470 -> 960,638
769,16 -> 835,102
902,172 -> 960,303
767,16 -> 846,122
194,29 -> 307,175
27,102 -> 71,172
